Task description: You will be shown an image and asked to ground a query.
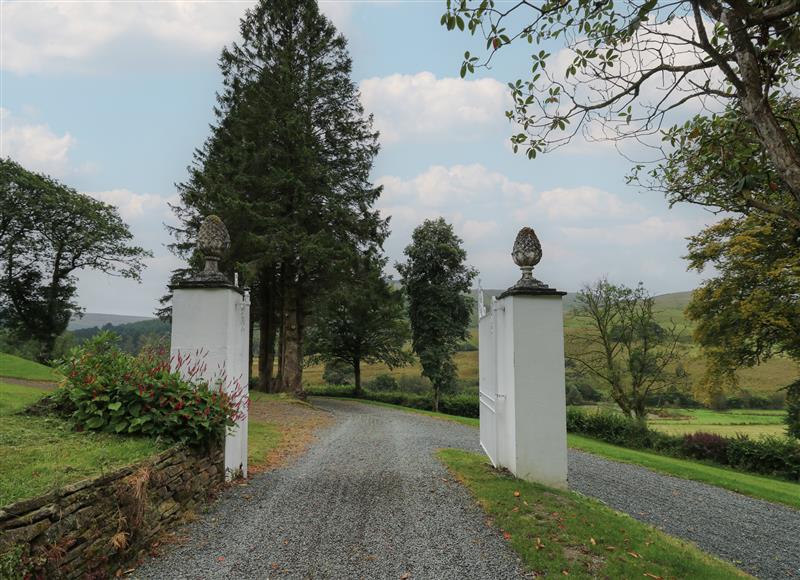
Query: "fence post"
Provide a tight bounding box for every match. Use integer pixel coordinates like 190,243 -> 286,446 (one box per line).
169,215 -> 249,480
480,227 -> 568,489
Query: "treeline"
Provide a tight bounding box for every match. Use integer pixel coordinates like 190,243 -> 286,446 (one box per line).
70,319 -> 171,354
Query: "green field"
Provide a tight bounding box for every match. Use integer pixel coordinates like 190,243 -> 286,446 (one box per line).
439,449 -> 748,578
0,382 -> 161,506
0,352 -> 61,382
648,408 -> 787,438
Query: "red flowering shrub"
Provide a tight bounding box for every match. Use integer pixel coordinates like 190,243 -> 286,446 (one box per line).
682,432 -> 730,464
50,332 -> 246,447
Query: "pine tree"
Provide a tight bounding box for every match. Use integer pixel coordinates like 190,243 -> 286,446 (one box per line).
169,0 -> 387,397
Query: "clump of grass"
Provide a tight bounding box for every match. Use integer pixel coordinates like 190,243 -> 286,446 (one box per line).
438,449 -> 747,579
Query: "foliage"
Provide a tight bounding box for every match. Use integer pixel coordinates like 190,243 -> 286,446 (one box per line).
0,159 -> 150,362
168,0 -> 387,396
438,449 -> 746,579
71,319 -> 171,355
786,380 -> 800,439
306,259 -> 411,394
397,218 -> 477,411
322,360 -> 354,386
569,279 -> 683,419
684,214 -> 800,396
49,333 -> 244,447
567,406 -> 800,481
367,374 -> 399,392
440,1 -> 800,204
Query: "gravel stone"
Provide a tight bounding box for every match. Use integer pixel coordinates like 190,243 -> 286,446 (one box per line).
135,399 -> 800,579
569,450 -> 800,579
134,399 -> 526,580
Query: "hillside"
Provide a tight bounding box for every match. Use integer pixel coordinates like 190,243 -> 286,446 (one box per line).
0,353 -> 60,381
68,313 -> 155,331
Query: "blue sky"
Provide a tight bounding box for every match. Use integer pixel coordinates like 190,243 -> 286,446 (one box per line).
0,1 -> 716,316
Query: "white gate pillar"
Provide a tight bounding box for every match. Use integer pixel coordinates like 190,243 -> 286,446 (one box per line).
169,216 -> 249,480
479,227 -> 568,489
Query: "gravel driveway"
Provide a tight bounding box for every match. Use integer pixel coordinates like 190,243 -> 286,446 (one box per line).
135,399 -> 800,580
134,399 -> 525,580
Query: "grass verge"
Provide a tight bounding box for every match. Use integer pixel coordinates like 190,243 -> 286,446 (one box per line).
567,434 -> 800,510
0,383 -> 161,506
438,449 -> 748,579
0,352 -> 60,382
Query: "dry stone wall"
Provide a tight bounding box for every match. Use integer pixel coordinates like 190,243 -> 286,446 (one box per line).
0,445 -> 223,579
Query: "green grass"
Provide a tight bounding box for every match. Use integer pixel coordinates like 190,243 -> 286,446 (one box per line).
319,396 -> 480,428
439,449 -> 748,579
648,408 -> 787,438
568,434 -> 800,510
248,420 -> 282,469
0,383 -> 160,506
0,352 -> 60,382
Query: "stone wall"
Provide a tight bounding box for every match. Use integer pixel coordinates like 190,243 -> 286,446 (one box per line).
0,445 -> 223,578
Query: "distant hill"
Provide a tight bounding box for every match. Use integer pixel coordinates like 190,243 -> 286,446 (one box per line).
70,318 -> 171,354
68,313 -> 155,331
653,291 -> 694,310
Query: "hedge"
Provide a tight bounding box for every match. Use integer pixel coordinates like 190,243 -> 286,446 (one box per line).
306,385 -> 479,418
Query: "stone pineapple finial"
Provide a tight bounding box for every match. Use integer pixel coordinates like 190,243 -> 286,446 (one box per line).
511,227 -> 545,289
197,215 -> 230,281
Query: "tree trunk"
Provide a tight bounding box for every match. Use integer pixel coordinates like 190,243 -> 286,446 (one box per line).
353,358 -> 362,397
258,274 -> 278,392
281,285 -> 305,399
248,306 -> 255,389
432,383 -> 440,413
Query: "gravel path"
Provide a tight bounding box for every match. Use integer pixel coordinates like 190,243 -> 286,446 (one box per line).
134,399 -> 526,580
569,450 -> 800,579
135,399 -> 800,580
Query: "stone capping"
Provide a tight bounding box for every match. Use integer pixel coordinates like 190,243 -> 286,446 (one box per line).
0,445 -> 223,579
497,286 -> 567,300
169,280 -> 244,294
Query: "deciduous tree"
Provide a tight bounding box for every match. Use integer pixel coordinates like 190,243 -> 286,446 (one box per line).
569,279 -> 683,420
306,258 -> 411,395
0,159 -> 150,362
397,218 -> 476,411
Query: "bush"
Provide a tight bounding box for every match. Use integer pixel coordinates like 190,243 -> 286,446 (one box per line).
682,432 -> 730,464
725,389 -> 783,410
367,374 -> 398,392
322,360 -> 353,385
439,393 -> 479,418
786,380 -> 800,440
725,435 -> 800,480
397,375 -> 432,394
47,333 -> 243,447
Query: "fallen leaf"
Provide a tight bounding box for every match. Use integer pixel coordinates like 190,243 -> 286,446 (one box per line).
511,507 -> 519,512
589,538 -> 596,545
271,563 -> 279,570
628,551 -> 641,559
523,500 -> 529,506
513,490 -> 521,497
535,537 -> 545,550
503,532 -> 512,540
643,574 -> 664,580
562,570 -> 570,576
605,546 -> 616,552
217,556 -> 225,562
400,573 -> 411,579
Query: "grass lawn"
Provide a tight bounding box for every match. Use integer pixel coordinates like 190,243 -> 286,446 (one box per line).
0,352 -> 61,382
0,383 -> 161,506
568,434 -> 800,510
248,420 -> 282,470
439,449 -> 748,579
648,408 -> 787,438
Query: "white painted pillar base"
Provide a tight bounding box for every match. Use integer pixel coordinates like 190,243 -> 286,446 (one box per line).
170,285 -> 250,480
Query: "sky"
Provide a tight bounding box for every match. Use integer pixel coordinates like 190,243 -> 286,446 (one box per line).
0,1 -> 719,317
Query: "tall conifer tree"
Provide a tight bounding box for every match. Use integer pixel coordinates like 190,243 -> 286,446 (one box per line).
169,0 -> 386,396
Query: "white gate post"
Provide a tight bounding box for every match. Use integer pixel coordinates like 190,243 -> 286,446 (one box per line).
479,227 -> 568,489
169,216 -> 249,480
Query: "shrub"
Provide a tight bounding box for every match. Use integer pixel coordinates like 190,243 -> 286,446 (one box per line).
725,435 -> 800,481
322,360 -> 353,385
682,432 -> 730,464
567,407 -> 681,453
439,393 -> 479,418
397,375 -> 432,394
784,380 -> 800,439
368,374 -> 399,392
48,333 -> 243,447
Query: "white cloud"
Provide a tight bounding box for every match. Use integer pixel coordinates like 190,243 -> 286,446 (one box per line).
461,219 -> 497,242
515,186 -> 644,222
1,1 -> 351,74
378,164 -> 533,208
87,189 -> 167,221
561,216 -> 702,244
360,72 -> 510,144
0,108 -> 76,176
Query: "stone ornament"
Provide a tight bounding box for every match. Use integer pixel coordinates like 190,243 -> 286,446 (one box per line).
511,226 -> 546,289
196,215 -> 230,282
